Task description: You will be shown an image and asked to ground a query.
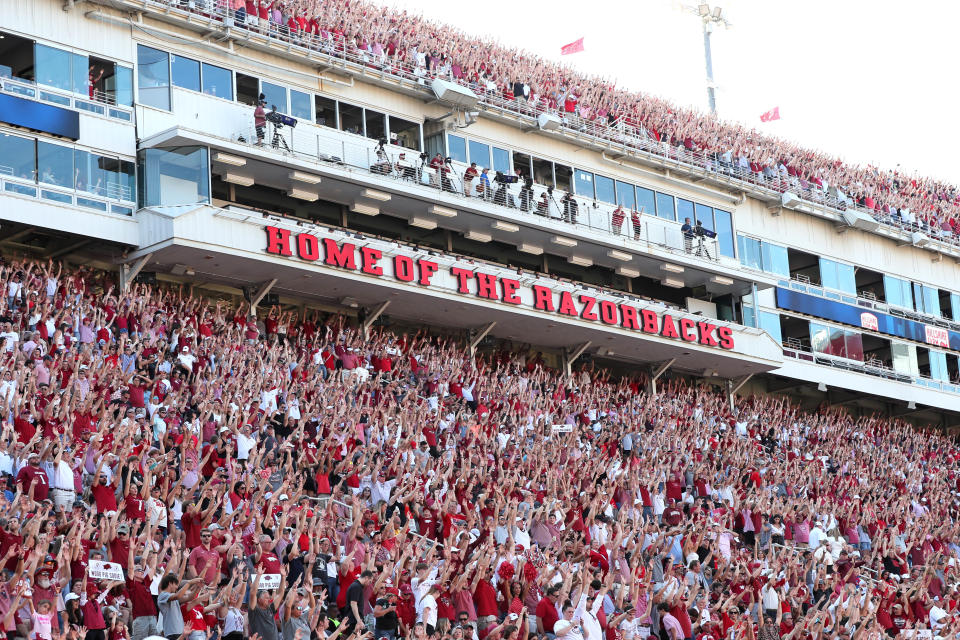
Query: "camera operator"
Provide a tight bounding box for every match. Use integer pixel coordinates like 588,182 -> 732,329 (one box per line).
519,176 -> 534,212
441,157 -> 458,193
561,191 -> 579,224
536,187 -> 552,216
463,162 -> 479,197
372,137 -> 391,175
493,171 -> 516,207
254,93 -> 267,146
681,217 -> 695,253
477,168 -> 491,200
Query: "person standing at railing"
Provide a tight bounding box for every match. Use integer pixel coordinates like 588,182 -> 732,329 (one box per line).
630,208 -> 642,241
463,163 -> 478,198
612,206 -> 625,235
254,95 -> 267,146
681,217 -> 695,253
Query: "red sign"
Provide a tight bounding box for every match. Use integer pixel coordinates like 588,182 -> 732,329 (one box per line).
860,312 -> 879,331
925,325 -> 949,348
265,226 -> 736,350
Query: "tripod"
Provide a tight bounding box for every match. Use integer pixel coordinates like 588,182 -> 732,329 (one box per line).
694,232 -> 713,260
270,122 -> 290,152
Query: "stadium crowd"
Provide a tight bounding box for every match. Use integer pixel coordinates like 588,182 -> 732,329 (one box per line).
155,0 -> 960,243
0,253 -> 960,640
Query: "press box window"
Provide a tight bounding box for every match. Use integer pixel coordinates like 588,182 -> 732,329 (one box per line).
137,45 -> 170,110
389,117 -> 421,151
201,63 -> 232,100
260,81 -> 287,114
365,109 -> 386,141
290,89 -> 311,121
339,103 -> 364,135
171,55 -> 200,92
447,135 -> 467,163
315,96 -> 338,128
138,146 -> 209,208
235,73 -> 259,106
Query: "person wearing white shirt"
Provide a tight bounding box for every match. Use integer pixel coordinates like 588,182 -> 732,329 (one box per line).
43,448 -> 77,512
555,593 -> 588,640
580,591 -> 606,640
234,424 -> 257,461
808,522 -> 827,550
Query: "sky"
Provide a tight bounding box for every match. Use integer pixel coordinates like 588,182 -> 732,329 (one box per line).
383,0 -> 960,183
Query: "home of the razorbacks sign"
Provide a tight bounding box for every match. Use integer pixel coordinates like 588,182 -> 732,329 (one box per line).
264,225 -> 735,350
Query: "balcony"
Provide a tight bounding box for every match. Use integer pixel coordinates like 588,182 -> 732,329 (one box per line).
138,89 -> 771,297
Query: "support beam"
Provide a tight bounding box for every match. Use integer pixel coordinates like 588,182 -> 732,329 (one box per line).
46,239 -> 90,259
562,342 -> 592,378
726,373 -> 753,410
0,227 -> 36,245
468,322 -> 496,357
248,278 -> 277,315
361,301 -> 390,340
118,253 -> 153,292
647,358 -> 675,395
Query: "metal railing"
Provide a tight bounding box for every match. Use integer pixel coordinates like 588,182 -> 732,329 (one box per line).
234,124 -> 722,262
0,75 -> 132,118
122,0 -> 960,253
781,340 -> 960,394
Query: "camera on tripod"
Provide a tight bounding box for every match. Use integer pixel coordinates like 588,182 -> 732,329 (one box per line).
494,171 -> 518,185
694,219 -> 717,239
266,106 -> 298,129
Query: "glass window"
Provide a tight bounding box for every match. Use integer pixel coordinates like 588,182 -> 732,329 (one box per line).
574,169 -> 594,199
113,66 -> 134,107
810,322 -> 832,355
951,293 -> 960,321
0,133 -> 36,181
315,96 -> 338,128
72,53 -> 89,96
37,141 -> 73,188
616,182 -> 636,209
137,146 -> 209,208
677,198 -> 695,224
635,186 -> 655,216
929,350 -> 949,381
468,141 -> 490,167
364,109 -> 386,141
694,203 -> 713,229
915,284 -> 941,317
758,311 -> 782,344
447,135 -> 467,163
260,81 -> 287,114
713,209 -> 734,258
531,157 -> 553,186
389,117 -> 421,151
891,342 -> 919,377
738,235 -> 762,271
845,332 -> 864,361
201,63 -> 232,100
137,45 -> 170,110
338,103 -> 364,135
655,192 -> 675,220
884,275 -> 914,309
235,73 -> 259,106
492,147 -> 511,174
555,164 -> 572,191
512,152 -> 532,180
35,44 -> 72,92
74,149 -> 108,196
100,157 -> 135,201
820,258 -> 856,295
594,174 -> 615,204
171,55 -> 200,92
762,242 -> 789,277
424,133 -> 443,159
290,90 -> 311,120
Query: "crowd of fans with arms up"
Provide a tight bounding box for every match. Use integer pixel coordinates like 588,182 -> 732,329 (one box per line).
149,0 -> 960,241
0,254 -> 960,640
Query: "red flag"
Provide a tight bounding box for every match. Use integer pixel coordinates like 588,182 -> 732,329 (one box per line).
561,38 -> 585,55
760,107 -> 780,123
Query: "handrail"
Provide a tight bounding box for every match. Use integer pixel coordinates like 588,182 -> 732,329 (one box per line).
112,0 -> 960,255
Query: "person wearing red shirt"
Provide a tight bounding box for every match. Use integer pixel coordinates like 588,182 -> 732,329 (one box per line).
188,528 -> 222,584
472,565 -> 499,628
535,585 -> 562,635
16,453 -> 49,501
126,547 -> 159,640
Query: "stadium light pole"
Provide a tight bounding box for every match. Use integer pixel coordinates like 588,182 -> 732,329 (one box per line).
684,3 -> 731,115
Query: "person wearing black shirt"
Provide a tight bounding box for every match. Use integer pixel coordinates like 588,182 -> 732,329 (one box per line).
344,570 -> 374,633
681,217 -> 695,253
373,587 -> 401,640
